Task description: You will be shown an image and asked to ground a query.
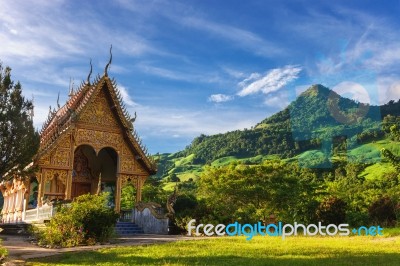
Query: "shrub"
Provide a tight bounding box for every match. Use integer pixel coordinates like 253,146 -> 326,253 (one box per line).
72,193 -> 119,242
0,239 -> 7,262
368,196 -> 397,226
34,193 -> 119,247
346,211 -> 369,227
316,196 -> 347,225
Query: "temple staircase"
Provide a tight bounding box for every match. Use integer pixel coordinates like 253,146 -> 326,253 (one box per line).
0,222 -> 30,235
115,222 -> 144,236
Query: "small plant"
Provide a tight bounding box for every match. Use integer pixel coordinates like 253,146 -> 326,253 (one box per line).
0,239 -> 7,262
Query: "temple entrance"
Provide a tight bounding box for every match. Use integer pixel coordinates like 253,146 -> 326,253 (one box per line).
72,145 -> 118,205
71,183 -> 91,198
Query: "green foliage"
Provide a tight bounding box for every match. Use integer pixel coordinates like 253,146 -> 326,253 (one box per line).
381,148 -> 400,172
35,213 -> 85,247
170,173 -> 180,182
0,63 -> 39,178
142,176 -> 168,205
316,196 -> 347,225
0,239 -> 7,261
198,160 -> 319,224
368,196 -> 397,226
150,85 -> 400,230
34,193 -> 119,247
120,185 -> 136,210
167,84 -> 396,172
72,193 -> 119,241
172,193 -> 203,232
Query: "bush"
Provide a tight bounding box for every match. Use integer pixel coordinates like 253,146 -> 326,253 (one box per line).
368,196 -> 397,226
346,211 -> 369,227
316,196 -> 347,225
34,193 -> 119,247
0,239 -> 7,262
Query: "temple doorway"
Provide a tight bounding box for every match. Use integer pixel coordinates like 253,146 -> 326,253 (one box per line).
72,145 -> 118,204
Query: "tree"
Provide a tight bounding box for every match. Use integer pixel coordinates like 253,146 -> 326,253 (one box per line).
368,196 -> 397,226
0,63 -> 39,178
170,173 -> 180,182
120,184 -> 136,209
381,148 -> 400,172
198,160 -> 318,224
142,176 -> 168,205
316,196 -> 347,225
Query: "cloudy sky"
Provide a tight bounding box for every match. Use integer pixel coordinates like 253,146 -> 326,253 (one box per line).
1,0 -> 400,153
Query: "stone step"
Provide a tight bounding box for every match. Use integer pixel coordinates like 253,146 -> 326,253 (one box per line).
0,223 -> 30,235
115,222 -> 144,235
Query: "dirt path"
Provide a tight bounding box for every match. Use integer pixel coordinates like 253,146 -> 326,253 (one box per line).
1,234 -> 193,265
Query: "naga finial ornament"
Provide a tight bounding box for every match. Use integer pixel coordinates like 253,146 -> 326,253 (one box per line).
104,45 -> 113,77
86,59 -> 93,84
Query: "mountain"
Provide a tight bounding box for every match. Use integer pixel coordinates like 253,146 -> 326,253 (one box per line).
155,84 -> 400,182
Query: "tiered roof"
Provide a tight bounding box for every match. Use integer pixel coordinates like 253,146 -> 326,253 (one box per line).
37,61 -> 156,174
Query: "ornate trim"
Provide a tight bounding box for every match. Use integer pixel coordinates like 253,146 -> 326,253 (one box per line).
43,169 -> 68,185
120,174 -> 138,188
135,201 -> 166,219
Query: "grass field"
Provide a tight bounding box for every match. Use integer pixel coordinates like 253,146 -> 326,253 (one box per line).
27,236 -> 400,266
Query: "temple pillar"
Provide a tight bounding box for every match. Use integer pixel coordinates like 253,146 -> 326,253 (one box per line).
115,173 -> 121,212
67,131 -> 75,200
8,179 -> 16,223
14,177 -> 26,222
135,176 -> 143,202
37,172 -> 44,207
65,170 -> 73,200
0,183 -> 8,223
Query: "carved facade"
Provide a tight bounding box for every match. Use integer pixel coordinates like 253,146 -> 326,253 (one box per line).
1,64 -> 157,223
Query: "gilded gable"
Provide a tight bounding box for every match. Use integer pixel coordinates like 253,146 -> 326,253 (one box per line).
78,88 -> 119,128
37,133 -> 72,168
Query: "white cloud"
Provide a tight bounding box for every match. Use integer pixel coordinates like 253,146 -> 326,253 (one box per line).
0,0 -> 160,66
208,94 -> 234,103
297,7 -> 400,95
136,63 -> 224,84
131,105 -> 264,139
179,17 -> 284,58
237,65 -> 302,97
238,73 -> 261,88
118,85 -> 138,107
221,67 -> 246,79
116,0 -> 284,58
137,64 -> 191,81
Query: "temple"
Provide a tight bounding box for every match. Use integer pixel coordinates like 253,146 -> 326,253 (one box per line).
0,56 -> 157,224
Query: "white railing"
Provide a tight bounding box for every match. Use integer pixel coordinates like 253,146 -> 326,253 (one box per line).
23,205 -> 54,223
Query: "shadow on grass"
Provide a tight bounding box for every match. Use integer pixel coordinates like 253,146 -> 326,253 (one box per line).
28,251 -> 400,266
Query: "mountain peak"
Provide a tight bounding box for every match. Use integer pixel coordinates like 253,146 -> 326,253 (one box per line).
300,84 -> 332,98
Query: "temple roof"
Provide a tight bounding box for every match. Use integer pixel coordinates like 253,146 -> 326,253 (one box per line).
37,71 -> 157,174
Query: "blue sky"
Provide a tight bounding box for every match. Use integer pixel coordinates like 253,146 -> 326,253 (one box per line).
1,0 -> 400,153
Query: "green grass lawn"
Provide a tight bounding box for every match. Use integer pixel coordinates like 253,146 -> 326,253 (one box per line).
27,236 -> 400,266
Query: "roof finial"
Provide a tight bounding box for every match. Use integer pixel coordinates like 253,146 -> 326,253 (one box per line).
104,45 -> 113,77
68,78 -> 75,97
86,59 -> 93,85
56,92 -> 60,109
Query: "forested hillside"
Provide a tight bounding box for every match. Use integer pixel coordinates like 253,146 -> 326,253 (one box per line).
175,85 -> 398,165
144,84 -> 400,230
